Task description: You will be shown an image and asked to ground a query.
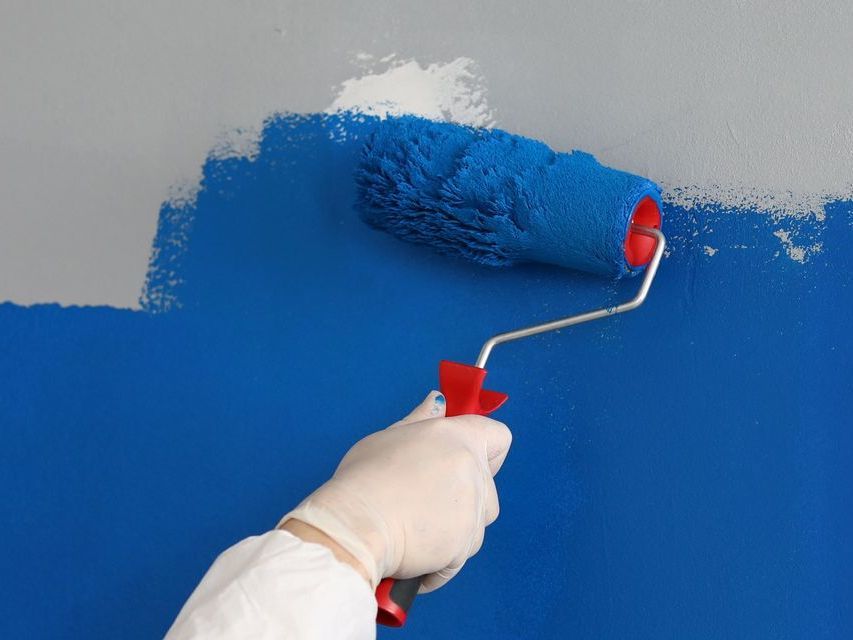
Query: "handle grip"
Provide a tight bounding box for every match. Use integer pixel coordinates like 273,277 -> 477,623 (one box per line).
375,360 -> 508,627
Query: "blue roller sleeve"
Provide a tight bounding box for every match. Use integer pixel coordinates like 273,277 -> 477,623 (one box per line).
355,115 -> 662,278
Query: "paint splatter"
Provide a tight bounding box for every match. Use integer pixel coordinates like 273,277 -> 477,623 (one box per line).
326,55 -> 495,127
431,393 -> 446,416
773,229 -> 824,264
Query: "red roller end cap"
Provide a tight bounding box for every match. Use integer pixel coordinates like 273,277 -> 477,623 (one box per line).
624,196 -> 661,267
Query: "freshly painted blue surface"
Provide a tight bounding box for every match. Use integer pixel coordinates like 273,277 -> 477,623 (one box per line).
356,116 -> 661,277
1,114 -> 851,638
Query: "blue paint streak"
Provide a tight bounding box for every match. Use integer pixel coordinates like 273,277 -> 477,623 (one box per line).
1,113 -> 851,639
356,116 -> 661,277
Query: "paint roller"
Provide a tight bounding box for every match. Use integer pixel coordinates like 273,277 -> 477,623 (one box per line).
354,115 -> 666,627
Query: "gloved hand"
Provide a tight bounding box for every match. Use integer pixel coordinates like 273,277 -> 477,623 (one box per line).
280,391 -> 512,592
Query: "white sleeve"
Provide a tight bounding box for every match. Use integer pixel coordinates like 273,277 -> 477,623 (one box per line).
164,530 -> 377,640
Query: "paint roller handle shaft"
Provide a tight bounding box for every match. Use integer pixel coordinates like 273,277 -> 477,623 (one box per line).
375,360 -> 508,626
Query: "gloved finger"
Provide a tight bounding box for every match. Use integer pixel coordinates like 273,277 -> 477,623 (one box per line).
468,522 -> 486,558
450,415 -> 513,476
392,390 -> 446,427
418,561 -> 464,594
484,473 -> 500,525
420,513 -> 487,593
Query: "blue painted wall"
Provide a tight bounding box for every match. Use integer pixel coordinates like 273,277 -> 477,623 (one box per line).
1,114 -> 851,638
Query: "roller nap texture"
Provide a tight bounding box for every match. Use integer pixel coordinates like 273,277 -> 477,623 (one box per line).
355,116 -> 662,278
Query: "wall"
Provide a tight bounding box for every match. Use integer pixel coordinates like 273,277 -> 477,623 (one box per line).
3,0 -> 852,306
1,2 -> 851,638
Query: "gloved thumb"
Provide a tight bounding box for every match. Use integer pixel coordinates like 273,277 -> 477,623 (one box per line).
393,390 -> 447,426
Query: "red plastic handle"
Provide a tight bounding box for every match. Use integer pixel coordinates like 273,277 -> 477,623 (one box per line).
437,360 -> 509,418
375,360 -> 508,626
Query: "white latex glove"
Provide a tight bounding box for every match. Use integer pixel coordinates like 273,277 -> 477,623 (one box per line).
281,391 -> 512,592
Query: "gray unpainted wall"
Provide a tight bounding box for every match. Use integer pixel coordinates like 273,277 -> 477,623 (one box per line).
1,0 -> 851,307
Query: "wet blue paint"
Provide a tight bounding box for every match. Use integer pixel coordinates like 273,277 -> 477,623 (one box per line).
1,113 -> 851,639
356,116 -> 661,277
